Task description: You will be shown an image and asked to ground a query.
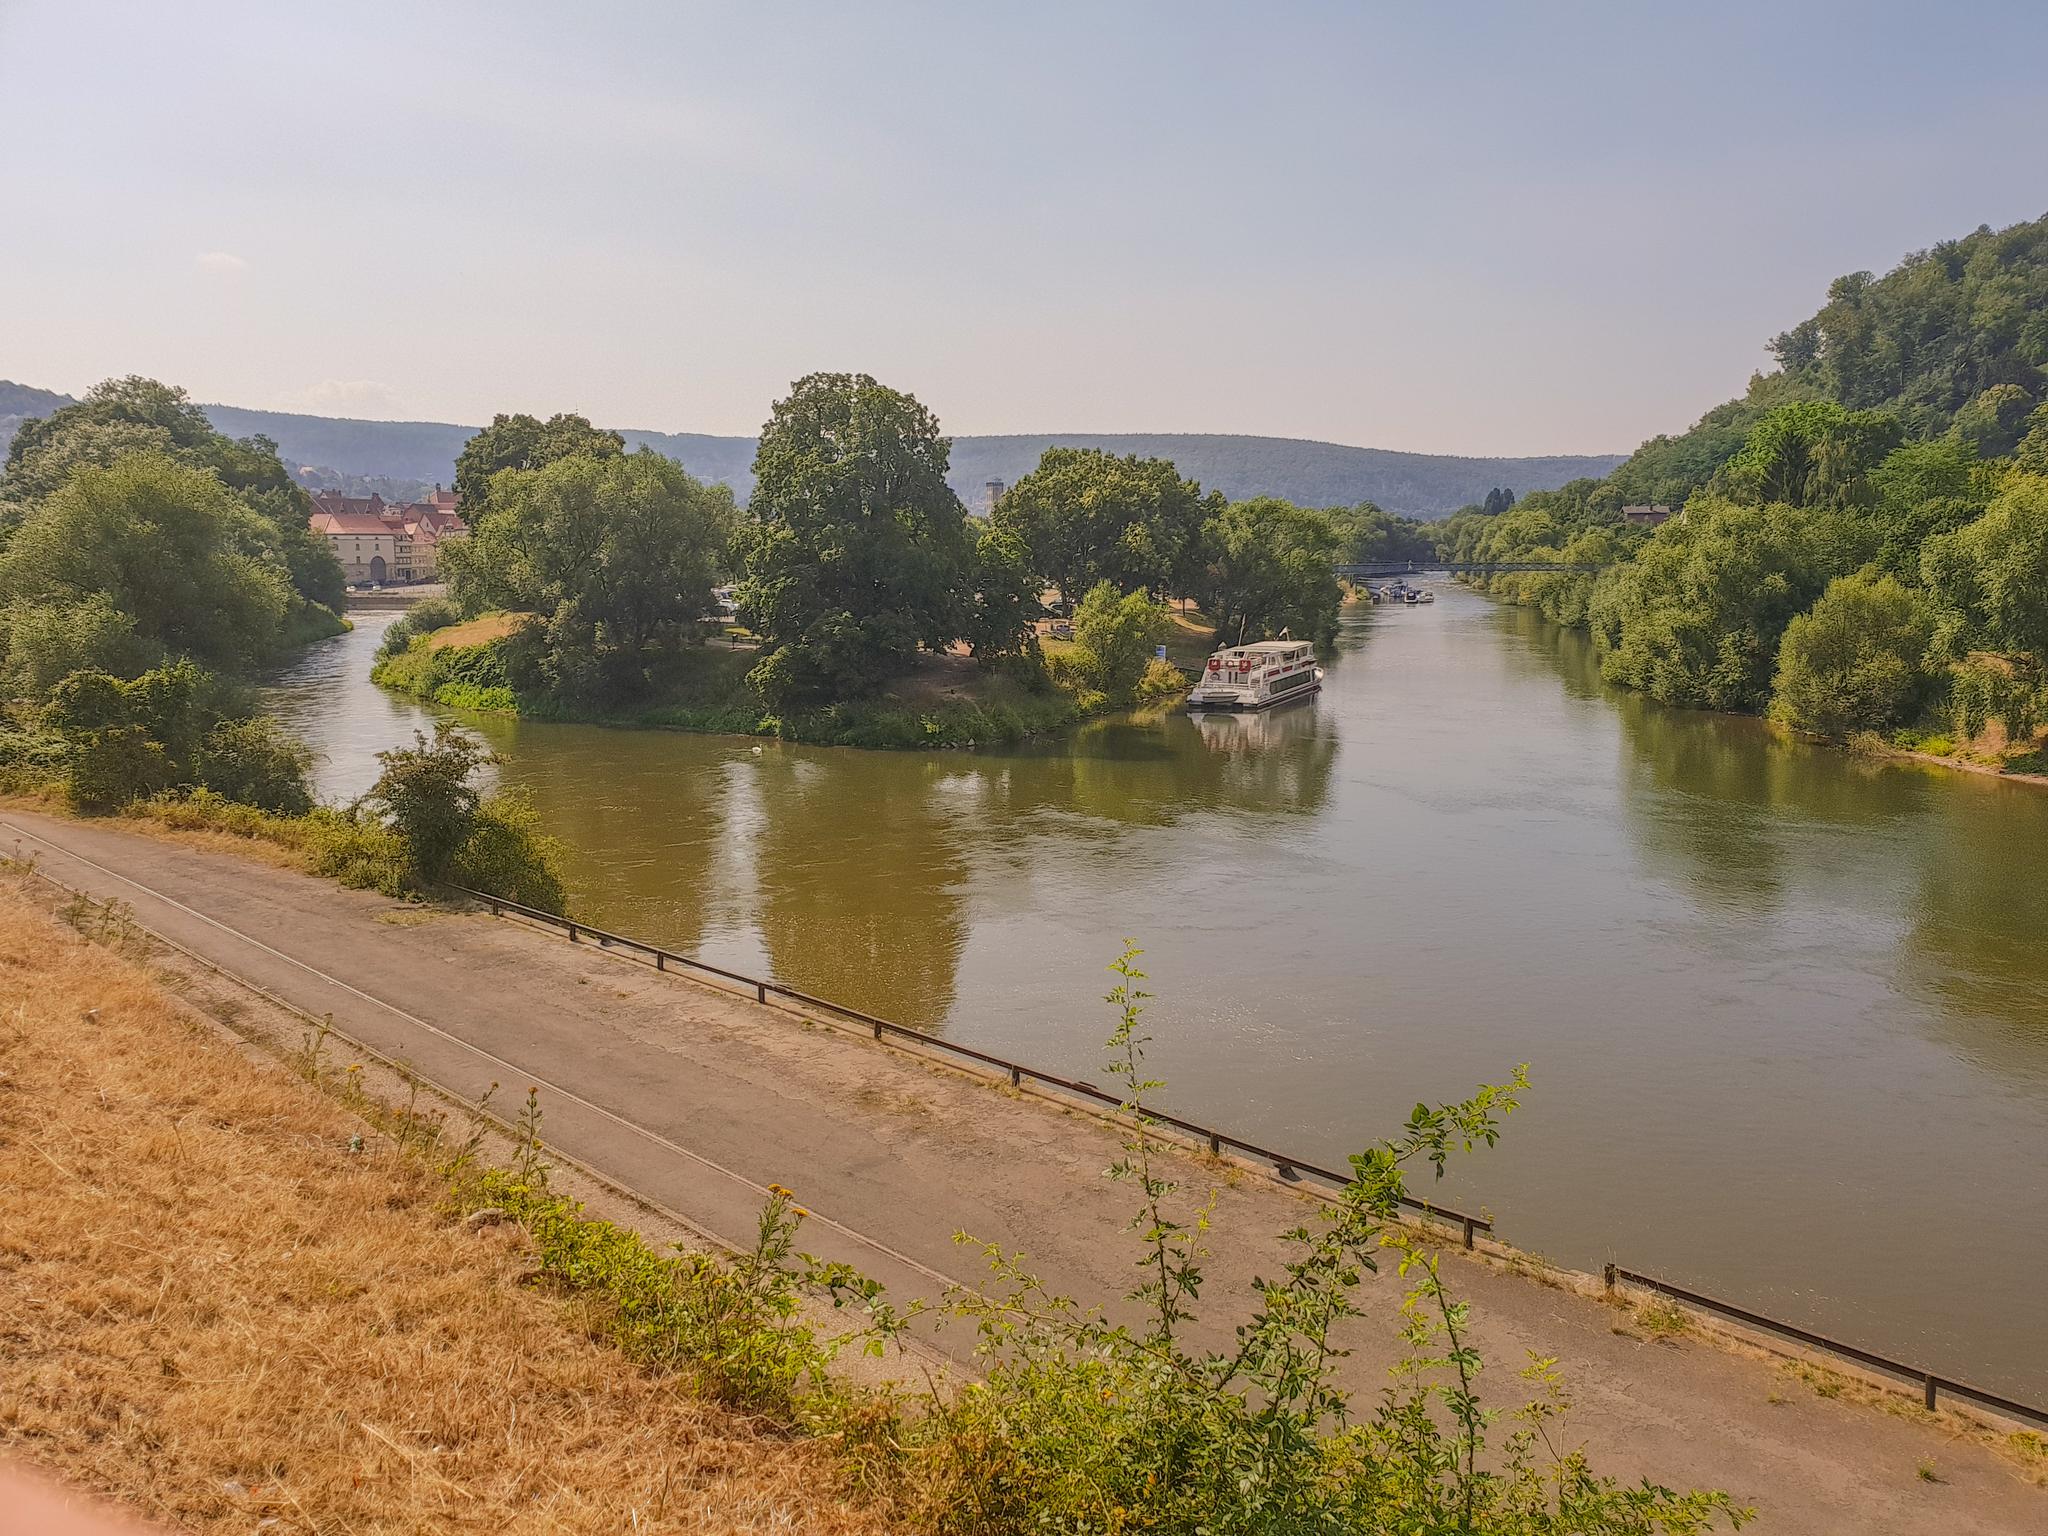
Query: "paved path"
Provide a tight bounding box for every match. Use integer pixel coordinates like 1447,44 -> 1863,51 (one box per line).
4,807 -> 2041,1533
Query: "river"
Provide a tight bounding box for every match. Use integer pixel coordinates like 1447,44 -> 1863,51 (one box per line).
266,594 -> 2048,1401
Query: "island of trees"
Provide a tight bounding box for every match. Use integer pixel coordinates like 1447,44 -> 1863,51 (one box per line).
376,371 -> 1361,747
1437,210 -> 2048,774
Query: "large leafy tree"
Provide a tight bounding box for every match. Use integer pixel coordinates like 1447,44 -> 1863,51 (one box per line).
1196,497 -> 1343,649
1769,571 -> 1934,739
449,449 -> 735,701
0,453 -> 298,674
1921,474 -> 2048,663
453,411 -> 625,525
991,447 -> 1213,608
1,376 -> 344,611
735,372 -> 973,709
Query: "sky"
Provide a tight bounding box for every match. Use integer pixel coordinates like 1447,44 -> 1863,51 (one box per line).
3,1 -> 2045,457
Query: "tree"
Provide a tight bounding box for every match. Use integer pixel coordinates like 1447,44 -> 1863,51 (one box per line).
1196,497 -> 1343,649
1863,437 -> 1988,579
446,449 -> 735,700
1589,495 -> 1872,711
1921,474 -> 2048,663
735,372 -> 973,710
1325,502 -> 1434,566
991,447 -> 1213,609
1069,581 -> 1173,699
0,453 -> 297,674
1769,571 -> 1933,739
1,376 -> 345,613
453,411 -> 625,526
367,723 -> 494,881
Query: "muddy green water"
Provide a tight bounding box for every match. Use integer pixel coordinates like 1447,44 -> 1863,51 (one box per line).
268,593 -> 2048,1400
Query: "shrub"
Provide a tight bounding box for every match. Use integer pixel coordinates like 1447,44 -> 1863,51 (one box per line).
1072,582 -> 1174,699
194,716 -> 315,814
364,722 -> 494,881
1769,571 -> 1933,740
449,790 -> 568,913
374,597 -> 461,659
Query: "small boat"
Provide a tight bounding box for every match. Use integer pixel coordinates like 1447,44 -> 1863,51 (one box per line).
1418,589 -> 1435,603
1186,639 -> 1322,711
1403,589 -> 1420,604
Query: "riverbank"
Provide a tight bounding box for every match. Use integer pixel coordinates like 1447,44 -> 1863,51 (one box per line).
6,802 -> 2045,1532
373,614 -> 1201,750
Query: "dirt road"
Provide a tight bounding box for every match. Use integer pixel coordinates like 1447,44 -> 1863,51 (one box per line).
4,806 -> 2040,1532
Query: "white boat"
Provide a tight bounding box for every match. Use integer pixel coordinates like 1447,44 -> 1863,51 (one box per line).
1186,639 -> 1322,711
1418,588 -> 1435,603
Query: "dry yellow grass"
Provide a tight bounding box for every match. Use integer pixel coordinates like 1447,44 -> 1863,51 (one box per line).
427,611 -> 534,650
0,886 -> 886,1535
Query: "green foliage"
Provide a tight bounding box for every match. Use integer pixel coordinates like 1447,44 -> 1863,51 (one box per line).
0,453 -> 301,676
1590,497 -> 1872,711
0,594 -> 148,698
960,520 -> 1042,663
445,449 -> 734,703
2015,404 -> 2048,474
990,446 -> 1214,605
1,376 -> 344,613
373,596 -> 461,659
1068,582 -> 1174,700
452,409 -> 624,527
1717,402 -> 1902,510
1769,571 -> 1934,740
43,659 -> 314,815
1921,474 -> 2048,663
448,789 -> 568,913
1195,496 -> 1344,649
1325,500 -> 1437,565
1941,653 -> 2043,744
736,373 -> 974,710
365,722 -> 494,881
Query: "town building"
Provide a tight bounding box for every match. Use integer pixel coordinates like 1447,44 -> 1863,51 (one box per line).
308,489 -> 468,585
1621,504 -> 1676,528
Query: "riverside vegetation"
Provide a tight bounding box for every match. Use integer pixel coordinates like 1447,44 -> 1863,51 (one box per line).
7,876 -> 1748,1534
374,374 -> 1353,748
1436,210 -> 2048,777
0,379 -> 567,910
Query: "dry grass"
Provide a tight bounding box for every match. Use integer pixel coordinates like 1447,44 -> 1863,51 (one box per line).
428,611 -> 534,650
0,886 -> 885,1535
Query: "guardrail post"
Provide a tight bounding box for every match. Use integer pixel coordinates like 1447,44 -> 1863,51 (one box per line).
872,1020 -> 883,1041
1009,1065 -> 1021,1087
567,923 -> 578,943
1462,1217 -> 1476,1250
655,952 -> 665,972
1924,1375 -> 1937,1412
1603,1262 -> 1616,1292
755,981 -> 766,1004
1208,1131 -> 1221,1156
488,897 -> 499,916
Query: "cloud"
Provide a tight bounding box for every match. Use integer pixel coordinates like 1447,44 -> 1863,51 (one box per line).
195,250 -> 250,274
294,379 -> 406,417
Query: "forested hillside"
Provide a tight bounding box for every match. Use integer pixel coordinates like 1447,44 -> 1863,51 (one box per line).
1440,210 -> 2048,772
5,392 -> 1619,518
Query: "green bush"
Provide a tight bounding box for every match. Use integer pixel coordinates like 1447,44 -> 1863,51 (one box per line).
1769,571 -> 1933,740
374,597 -> 461,659
449,790 -> 568,913
1072,582 -> 1174,700
195,716 -> 315,814
365,722 -> 493,881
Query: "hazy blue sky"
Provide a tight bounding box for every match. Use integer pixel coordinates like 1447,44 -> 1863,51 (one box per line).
3,1 -> 2045,454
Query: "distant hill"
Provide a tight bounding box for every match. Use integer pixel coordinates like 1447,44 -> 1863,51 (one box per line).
0,381 -> 77,461
9,388 -> 1623,518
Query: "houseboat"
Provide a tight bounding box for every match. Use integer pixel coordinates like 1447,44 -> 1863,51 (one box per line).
1186,639 -> 1322,711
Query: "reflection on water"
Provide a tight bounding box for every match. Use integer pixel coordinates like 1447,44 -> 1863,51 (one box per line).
266,592 -> 2048,1399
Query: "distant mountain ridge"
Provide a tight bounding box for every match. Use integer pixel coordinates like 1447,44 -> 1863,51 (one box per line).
8,385 -> 1624,517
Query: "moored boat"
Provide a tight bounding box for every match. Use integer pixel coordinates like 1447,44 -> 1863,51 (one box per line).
1186,639 -> 1323,711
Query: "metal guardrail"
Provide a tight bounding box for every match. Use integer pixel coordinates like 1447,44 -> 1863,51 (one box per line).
1605,1264 -> 2048,1430
448,885 -> 1495,1247
453,885 -> 2048,1431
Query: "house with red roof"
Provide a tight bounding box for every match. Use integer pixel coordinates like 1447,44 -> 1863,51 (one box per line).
308,489 -> 467,585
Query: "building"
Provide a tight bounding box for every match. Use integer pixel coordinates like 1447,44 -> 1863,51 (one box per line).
980,478 -> 1007,515
308,489 -> 468,585
1621,504 -> 1676,528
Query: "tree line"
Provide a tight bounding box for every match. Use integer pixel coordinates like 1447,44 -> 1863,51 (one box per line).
1438,210 -> 2048,759
426,371 -> 1365,725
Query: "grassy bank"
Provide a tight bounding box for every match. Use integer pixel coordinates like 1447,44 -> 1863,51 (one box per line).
0,880 -> 881,1535
372,616 -> 1183,749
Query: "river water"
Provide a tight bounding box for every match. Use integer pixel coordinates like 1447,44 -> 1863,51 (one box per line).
267,595 -> 2048,1400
